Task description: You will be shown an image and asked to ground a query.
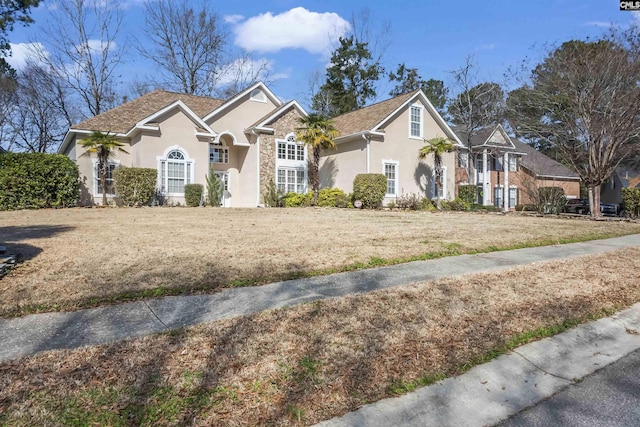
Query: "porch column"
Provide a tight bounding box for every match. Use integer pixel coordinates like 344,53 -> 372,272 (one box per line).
503,151 -> 509,212
482,148 -> 490,205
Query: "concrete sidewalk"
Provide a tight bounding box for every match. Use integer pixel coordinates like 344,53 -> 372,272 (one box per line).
0,234 -> 638,364
316,302 -> 640,427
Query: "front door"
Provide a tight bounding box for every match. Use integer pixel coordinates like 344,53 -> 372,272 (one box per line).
214,171 -> 230,207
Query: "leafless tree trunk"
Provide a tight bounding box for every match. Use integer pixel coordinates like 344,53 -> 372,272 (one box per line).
448,56 -> 505,182
33,0 -> 124,118
139,0 -> 226,96
0,74 -> 17,150
9,63 -> 74,152
507,28 -> 640,218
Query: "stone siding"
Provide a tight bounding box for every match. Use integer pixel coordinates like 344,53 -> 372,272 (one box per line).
258,108 -> 303,204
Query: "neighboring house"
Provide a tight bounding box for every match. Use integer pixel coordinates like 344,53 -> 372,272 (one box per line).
319,90 -> 462,204
601,167 -> 640,205
453,125 -> 581,210
60,82 -> 308,207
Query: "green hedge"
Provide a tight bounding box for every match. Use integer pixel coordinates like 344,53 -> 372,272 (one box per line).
622,187 -> 640,219
282,192 -> 313,207
317,188 -> 349,208
353,174 -> 387,209
184,184 -> 203,207
458,185 -> 476,204
0,152 -> 79,210
113,167 -> 157,207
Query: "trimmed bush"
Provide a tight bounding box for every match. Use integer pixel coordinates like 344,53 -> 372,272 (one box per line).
353,174 -> 386,209
317,187 -> 349,208
622,187 -> 640,219
420,197 -> 435,211
184,184 -> 204,207
0,152 -> 79,210
282,192 -> 313,207
458,184 -> 476,205
113,167 -> 157,207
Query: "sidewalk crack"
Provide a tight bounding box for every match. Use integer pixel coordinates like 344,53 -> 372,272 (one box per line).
144,301 -> 169,330
513,350 -> 575,383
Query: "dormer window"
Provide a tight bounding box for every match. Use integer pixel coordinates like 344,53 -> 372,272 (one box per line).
409,105 -> 423,138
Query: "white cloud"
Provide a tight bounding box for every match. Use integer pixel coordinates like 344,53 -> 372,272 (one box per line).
6,42 -> 48,70
215,57 -> 288,88
478,43 -> 496,51
78,39 -> 117,54
224,14 -> 245,24
232,7 -> 350,55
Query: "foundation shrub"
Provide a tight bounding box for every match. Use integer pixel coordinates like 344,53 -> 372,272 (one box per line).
353,174 -> 386,209
113,167 -> 157,207
184,184 -> 203,207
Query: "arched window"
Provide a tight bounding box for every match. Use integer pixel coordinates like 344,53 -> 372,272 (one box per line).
159,148 -> 193,194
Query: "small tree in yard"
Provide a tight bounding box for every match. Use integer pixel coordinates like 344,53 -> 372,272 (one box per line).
79,131 -> 127,206
296,113 -> 339,202
419,136 -> 455,209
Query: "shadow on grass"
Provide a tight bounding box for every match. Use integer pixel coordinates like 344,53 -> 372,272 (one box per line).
1,281 -> 631,426
0,225 -> 75,262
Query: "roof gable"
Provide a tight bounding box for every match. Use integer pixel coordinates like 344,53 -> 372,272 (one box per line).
482,125 -> 515,149
332,90 -> 461,145
70,90 -> 224,135
246,100 -> 308,133
203,82 -> 282,122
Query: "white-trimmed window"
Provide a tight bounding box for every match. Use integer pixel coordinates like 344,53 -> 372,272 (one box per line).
93,161 -> 118,196
409,105 -> 423,138
509,187 -> 518,207
494,186 -> 503,207
158,148 -> 193,195
383,160 -> 399,196
277,135 -> 305,161
277,168 -> 306,194
433,166 -> 447,199
210,145 -> 229,164
275,134 -> 307,194
508,156 -> 518,172
493,155 -> 503,171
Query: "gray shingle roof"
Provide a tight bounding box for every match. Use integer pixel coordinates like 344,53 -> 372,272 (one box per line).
453,126 -> 580,179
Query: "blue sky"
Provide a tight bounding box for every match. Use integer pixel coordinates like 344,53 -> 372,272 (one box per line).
6,0 -> 639,109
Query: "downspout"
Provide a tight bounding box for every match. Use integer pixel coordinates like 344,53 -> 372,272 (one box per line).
254,131 -> 261,207
363,133 -> 371,173
503,151 -> 509,212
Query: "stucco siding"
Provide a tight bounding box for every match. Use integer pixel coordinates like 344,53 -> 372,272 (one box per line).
319,138 -> 367,192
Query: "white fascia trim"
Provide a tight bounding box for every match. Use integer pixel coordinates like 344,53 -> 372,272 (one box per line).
334,130 -> 385,144
127,100 -> 217,137
373,91 -> 463,147
536,174 -> 581,180
60,129 -> 128,154
203,81 -> 283,122
481,124 -> 516,149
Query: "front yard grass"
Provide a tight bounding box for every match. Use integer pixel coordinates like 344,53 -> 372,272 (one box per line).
1,207 -> 639,316
1,247 -> 639,426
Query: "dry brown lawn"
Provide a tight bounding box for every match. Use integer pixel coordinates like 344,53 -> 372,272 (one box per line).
1,207 -> 639,316
1,248 -> 639,426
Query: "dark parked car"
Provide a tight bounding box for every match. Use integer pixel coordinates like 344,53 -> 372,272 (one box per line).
564,198 -> 620,216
